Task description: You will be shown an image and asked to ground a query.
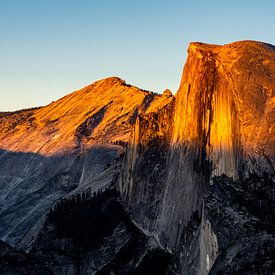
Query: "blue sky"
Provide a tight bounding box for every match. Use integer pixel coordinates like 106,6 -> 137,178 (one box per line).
1,0 -> 274,111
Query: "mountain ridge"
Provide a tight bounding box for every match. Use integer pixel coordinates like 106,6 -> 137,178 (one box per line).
0,76 -> 163,155
0,40 -> 274,274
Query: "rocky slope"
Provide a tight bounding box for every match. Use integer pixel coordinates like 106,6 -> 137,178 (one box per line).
0,76 -> 164,250
0,77 -> 157,154
0,40 -> 274,274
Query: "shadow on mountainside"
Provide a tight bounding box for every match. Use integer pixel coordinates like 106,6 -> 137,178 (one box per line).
0,144 -> 123,250
0,183 -> 172,274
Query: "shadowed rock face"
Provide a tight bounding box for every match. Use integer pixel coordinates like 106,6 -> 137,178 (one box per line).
120,96 -> 175,234
0,188 -> 172,274
0,77 -> 162,249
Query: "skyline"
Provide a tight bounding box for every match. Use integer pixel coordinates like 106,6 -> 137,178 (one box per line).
1,0 -> 275,111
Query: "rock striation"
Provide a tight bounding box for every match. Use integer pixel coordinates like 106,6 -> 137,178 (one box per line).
173,41 -> 275,179
120,40 -> 275,274
120,93 -> 175,233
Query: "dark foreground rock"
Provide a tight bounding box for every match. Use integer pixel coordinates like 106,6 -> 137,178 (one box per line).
168,174 -> 275,274
0,186 -> 172,274
1,174 -> 274,274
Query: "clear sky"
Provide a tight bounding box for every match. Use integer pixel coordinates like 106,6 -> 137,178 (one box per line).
1,0 -> 274,111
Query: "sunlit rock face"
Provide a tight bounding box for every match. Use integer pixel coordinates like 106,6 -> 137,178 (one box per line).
0,77 -> 156,154
0,77 -> 160,249
0,40 -> 274,274
120,40 -> 275,274
158,40 -> 275,247
173,41 -> 275,179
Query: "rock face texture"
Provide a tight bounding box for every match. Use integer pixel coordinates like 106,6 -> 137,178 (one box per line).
173,41 -> 275,179
120,41 -> 275,274
0,40 -> 274,274
0,77 -> 157,154
0,77 -> 161,250
120,93 -> 175,234
159,40 -> 275,249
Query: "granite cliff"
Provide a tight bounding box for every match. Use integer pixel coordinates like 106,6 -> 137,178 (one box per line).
0,40 -> 274,274
120,40 -> 275,274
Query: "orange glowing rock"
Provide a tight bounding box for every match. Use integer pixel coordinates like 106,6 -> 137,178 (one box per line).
173,41 -> 275,178
0,77 -> 160,156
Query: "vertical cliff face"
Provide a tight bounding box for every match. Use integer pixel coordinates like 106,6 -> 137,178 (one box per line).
120,92 -> 175,235
120,40 -> 275,274
157,41 -> 275,247
157,41 -> 275,248
173,41 -> 275,179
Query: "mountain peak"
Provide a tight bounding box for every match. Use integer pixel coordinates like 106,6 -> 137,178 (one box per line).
0,77 -> 159,155
176,39 -> 274,178
93,76 -> 126,87
189,40 -> 275,53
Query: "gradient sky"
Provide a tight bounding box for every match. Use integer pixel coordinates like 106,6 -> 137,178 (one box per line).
1,0 -> 274,111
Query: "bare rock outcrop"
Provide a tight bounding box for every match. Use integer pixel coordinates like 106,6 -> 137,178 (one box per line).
119,40 -> 275,274
120,95 -> 175,233
0,77 -> 160,249
173,41 -> 275,179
